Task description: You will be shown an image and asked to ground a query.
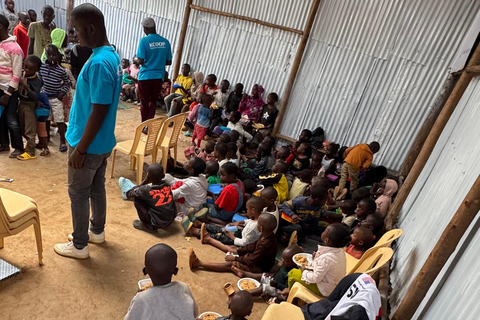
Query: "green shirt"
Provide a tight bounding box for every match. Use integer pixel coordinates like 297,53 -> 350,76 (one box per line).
28,22 -> 52,58
207,175 -> 221,185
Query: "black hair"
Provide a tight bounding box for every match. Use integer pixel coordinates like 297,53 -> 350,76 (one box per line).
312,176 -> 330,189
326,223 -> 351,248
300,142 -> 312,158
215,142 -> 228,157
28,9 -> 36,14
354,226 -> 374,248
192,157 -> 206,176
230,291 -> 254,318
202,93 -> 214,105
258,142 -> 272,156
247,195 -> 265,211
121,58 -> 130,62
310,184 -> 328,201
259,213 -> 277,232
261,186 -> 278,200
302,129 -> 313,139
230,110 -> 241,122
369,141 -> 380,153
0,14 -> 9,29
218,134 -> 231,144
229,130 -> 240,142
351,187 -> 371,203
373,166 -> 388,183
359,198 -> 377,213
221,162 -> 238,177
68,28 -> 75,35
71,4 -> 105,30
274,160 -> 289,173
268,92 -> 279,102
25,55 -> 42,69
145,244 -> 177,279
234,83 -> 244,91
147,163 -> 164,183
206,160 -> 219,176
263,135 -> 276,146
243,179 -> 257,194
42,5 -> 55,14
206,74 -> 217,83
183,63 -> 191,70
227,142 -> 238,154
365,213 -> 385,235
340,200 -> 357,214
221,79 -> 230,86
45,44 -> 59,53
299,169 -> 314,183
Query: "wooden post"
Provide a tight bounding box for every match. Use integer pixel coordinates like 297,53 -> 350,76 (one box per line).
172,0 -> 193,82
66,0 -> 74,32
385,40 -> 480,230
272,0 -> 322,136
392,175 -> 480,320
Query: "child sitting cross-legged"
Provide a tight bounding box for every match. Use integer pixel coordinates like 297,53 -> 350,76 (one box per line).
124,244 -> 198,320
287,223 -> 350,297
346,226 -> 374,259
226,141 -> 240,166
240,142 -> 273,182
214,290 -> 254,320
189,213 -> 278,274
260,187 -> 279,233
259,160 -> 289,203
290,142 -> 312,172
118,163 -> 177,233
339,199 -> 357,228
288,169 -> 314,200
205,160 -> 221,185
215,142 -> 229,167
185,196 -> 265,253
183,162 -> 244,226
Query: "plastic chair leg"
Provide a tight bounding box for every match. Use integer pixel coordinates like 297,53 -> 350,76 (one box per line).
136,155 -> 144,185
110,149 -> 117,178
33,220 -> 43,266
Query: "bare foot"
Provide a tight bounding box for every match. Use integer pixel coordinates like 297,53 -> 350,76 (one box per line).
200,223 -> 208,244
189,248 -> 200,270
231,266 -> 244,278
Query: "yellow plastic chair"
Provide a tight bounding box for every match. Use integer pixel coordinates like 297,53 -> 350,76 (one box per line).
286,282 -> 324,306
111,117 -> 167,184
348,247 -> 393,276
0,188 -> 43,266
261,302 -> 304,320
153,112 -> 188,170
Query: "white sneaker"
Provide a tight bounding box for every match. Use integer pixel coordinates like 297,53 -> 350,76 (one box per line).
67,230 -> 105,244
54,242 -> 89,259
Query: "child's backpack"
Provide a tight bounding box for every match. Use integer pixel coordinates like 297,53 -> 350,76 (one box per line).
311,127 -> 325,148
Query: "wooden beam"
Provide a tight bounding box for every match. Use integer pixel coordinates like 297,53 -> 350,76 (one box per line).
464,65 -> 480,73
272,0 -> 322,137
385,40 -> 480,230
392,175 -> 480,320
66,0 -> 74,32
190,5 -> 303,35
172,0 -> 193,82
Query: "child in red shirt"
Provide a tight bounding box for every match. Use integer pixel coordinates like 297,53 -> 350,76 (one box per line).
346,226 -> 374,259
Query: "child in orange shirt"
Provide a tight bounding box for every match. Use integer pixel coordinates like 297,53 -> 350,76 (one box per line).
346,226 -> 374,259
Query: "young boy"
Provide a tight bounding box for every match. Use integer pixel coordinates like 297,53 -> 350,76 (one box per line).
227,110 -> 253,143
17,55 -> 43,160
13,11 -> 30,57
346,226 -> 374,259
211,79 -> 230,131
261,187 -> 279,233
260,160 -> 289,203
340,199 -> 357,228
186,162 -> 244,225
256,92 -> 279,137
338,141 -> 380,193
359,213 -> 385,241
216,290 -> 254,320
39,44 -> 71,152
35,92 -> 51,156
118,163 -> 177,232
168,157 -> 208,216
186,196 -> 265,253
205,160 -> 220,185
350,198 -> 377,231
27,5 -> 54,57
215,141 -> 229,167
189,213 -> 278,273
124,244 -> 198,320
225,83 -> 244,114
241,142 -> 272,181
165,63 -> 192,116
28,9 -> 37,23
288,169 -> 313,200
226,141 -> 239,166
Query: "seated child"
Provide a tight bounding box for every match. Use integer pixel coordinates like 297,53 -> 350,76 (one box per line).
119,164 -> 177,232
215,142 -> 229,167
255,92 -> 279,137
261,187 -> 279,233
288,169 -> 313,200
350,198 -> 377,231
310,151 -> 323,176
185,196 -> 265,252
346,226 -> 374,259
318,143 -> 339,177
339,199 -> 357,228
225,83 -> 244,114
168,157 -> 208,215
121,58 -> 135,101
286,129 -> 312,164
226,142 -> 240,166
218,133 -> 232,143
192,93 -> 214,148
374,178 -> 398,218
124,244 -> 198,320
227,110 -> 253,143
240,179 -> 258,213
290,142 -> 312,172
260,160 -> 289,203
215,290 -> 253,320
276,145 -> 291,162
241,142 -> 273,181
288,223 -> 350,297
279,185 -> 329,244
189,213 -> 278,273
359,213 -> 385,241
184,139 -> 216,162
206,160 -> 220,185
186,162 -> 244,225
231,244 -> 304,300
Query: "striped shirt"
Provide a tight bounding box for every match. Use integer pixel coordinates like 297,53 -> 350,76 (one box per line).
39,63 -> 71,97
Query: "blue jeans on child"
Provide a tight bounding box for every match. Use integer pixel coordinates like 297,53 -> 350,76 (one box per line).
205,203 -> 236,222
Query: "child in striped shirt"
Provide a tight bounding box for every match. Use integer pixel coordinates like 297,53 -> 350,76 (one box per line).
39,44 -> 71,152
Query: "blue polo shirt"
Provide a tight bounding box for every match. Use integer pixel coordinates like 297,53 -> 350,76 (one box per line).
66,46 -> 122,154
136,33 -> 172,81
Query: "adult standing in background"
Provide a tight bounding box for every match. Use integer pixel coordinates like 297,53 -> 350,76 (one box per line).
13,11 -> 30,57
136,17 -> 172,123
27,5 -> 54,57
54,3 -> 122,259
1,0 -> 18,35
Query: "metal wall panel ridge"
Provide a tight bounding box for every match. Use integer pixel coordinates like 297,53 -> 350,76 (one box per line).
4,0 -> 67,30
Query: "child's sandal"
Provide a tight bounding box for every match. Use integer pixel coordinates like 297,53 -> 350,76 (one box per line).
40,148 -> 50,156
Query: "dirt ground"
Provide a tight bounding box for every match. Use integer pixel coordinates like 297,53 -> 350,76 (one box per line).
0,103 -> 268,320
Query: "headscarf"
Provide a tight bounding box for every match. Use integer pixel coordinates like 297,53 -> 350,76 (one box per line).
190,71 -> 204,100
238,84 -> 265,123
375,179 -> 398,218
41,28 -> 66,62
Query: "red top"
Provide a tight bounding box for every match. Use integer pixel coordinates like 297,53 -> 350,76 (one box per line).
13,23 -> 28,58
346,244 -> 364,259
215,180 -> 244,212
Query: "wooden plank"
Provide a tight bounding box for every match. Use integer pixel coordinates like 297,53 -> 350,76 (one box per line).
171,0 -> 193,83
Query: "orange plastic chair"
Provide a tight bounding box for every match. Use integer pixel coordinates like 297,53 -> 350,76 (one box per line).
0,188 -> 43,266
286,282 -> 324,306
348,247 -> 393,276
111,116 -> 167,184
153,112 -> 188,170
261,302 -> 304,320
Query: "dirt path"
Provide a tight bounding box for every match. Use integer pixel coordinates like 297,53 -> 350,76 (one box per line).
0,104 -> 268,319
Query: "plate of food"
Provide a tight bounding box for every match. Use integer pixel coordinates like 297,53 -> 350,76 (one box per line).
198,311 -> 222,320
138,279 -> 153,291
293,253 -> 313,268
237,278 -> 261,291
252,123 -> 265,129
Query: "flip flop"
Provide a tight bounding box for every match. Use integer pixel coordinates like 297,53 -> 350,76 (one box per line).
181,216 -> 193,234
59,144 -> 68,152
17,152 -> 36,161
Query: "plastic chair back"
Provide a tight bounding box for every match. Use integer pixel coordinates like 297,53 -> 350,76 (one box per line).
158,112 -> 188,148
0,194 -> 10,234
375,229 -> 403,248
348,247 -> 393,276
128,117 -> 166,156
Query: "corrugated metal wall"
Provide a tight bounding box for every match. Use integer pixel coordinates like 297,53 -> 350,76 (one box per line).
389,74 -> 480,318
281,0 -> 480,170
9,0 -> 66,30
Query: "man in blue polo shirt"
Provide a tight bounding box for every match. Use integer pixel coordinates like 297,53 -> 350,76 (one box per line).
54,3 -> 122,259
137,17 -> 172,123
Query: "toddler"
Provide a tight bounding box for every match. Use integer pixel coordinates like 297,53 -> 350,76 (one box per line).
359,213 -> 385,241
339,199 -> 357,228
215,290 -> 254,320
260,160 -> 289,203
346,226 -> 374,259
205,160 -> 220,185
192,93 -> 213,147
375,178 -> 398,218
288,169 -> 313,200
241,142 -> 273,181
226,110 -> 253,143
226,142 -> 239,166
350,198 -> 377,231
215,142 -> 229,167
261,187 -> 279,233
290,142 -> 312,172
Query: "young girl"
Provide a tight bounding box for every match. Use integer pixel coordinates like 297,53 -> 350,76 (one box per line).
287,223 -> 350,297
374,178 -> 398,218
